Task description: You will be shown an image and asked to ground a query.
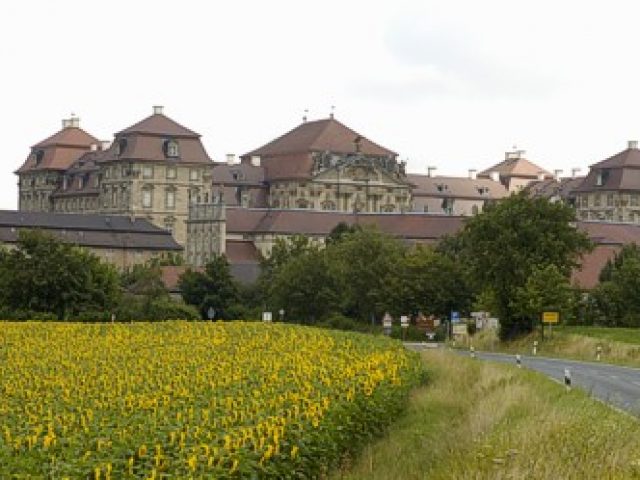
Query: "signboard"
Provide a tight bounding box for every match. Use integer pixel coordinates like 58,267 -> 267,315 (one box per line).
400,315 -> 409,328
207,307 -> 216,320
542,311 -> 559,324
451,311 -> 460,323
383,313 -> 393,328
262,311 -> 273,322
452,324 -> 467,335
433,318 -> 440,327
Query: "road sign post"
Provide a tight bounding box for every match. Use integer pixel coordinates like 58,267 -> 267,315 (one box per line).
262,311 -> 272,322
207,307 -> 216,321
383,313 -> 393,336
541,311 -> 559,341
400,315 -> 409,341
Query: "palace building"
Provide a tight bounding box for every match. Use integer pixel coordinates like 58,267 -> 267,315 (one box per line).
16,107 -> 214,246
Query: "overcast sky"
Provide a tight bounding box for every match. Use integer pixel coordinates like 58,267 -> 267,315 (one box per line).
2,0 -> 640,208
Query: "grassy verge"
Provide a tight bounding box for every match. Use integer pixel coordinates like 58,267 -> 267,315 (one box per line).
468,327 -> 640,368
332,350 -> 640,480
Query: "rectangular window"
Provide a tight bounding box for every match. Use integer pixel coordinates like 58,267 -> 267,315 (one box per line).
190,169 -> 199,181
632,194 -> 639,207
607,194 -> 614,207
594,194 -> 601,207
166,166 -> 177,179
142,189 -> 152,208
166,190 -> 175,208
143,165 -> 154,179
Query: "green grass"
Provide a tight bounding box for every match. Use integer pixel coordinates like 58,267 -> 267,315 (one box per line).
332,350 -> 640,480
558,325 -> 640,344
469,327 -> 640,368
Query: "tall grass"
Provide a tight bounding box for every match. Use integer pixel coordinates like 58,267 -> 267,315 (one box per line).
333,350 -> 640,480
471,328 -> 640,367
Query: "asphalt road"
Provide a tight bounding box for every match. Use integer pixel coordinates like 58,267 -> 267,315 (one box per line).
406,344 -> 640,416
469,351 -> 640,416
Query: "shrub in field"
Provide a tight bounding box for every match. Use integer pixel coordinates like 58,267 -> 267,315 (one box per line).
0,321 -> 423,478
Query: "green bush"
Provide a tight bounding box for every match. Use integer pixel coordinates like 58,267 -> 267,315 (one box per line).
147,299 -> 201,321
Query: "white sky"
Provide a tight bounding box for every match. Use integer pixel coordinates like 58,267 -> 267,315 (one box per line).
2,0 -> 640,208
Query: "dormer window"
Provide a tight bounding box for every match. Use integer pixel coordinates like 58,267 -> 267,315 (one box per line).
436,183 -> 448,192
62,177 -> 68,190
117,138 -> 128,156
164,139 -> 179,158
596,169 -> 609,186
35,150 -> 44,166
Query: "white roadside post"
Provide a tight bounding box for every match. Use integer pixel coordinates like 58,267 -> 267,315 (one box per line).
596,345 -> 602,362
516,354 -> 522,368
533,340 -> 538,356
383,313 -> 393,337
470,345 -> 476,359
400,315 -> 409,341
564,368 -> 572,391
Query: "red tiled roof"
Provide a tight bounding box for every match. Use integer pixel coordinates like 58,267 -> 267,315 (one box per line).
118,113 -> 200,138
226,208 -> 464,239
33,127 -> 99,149
226,240 -> 261,263
408,174 -> 508,200
479,157 -> 553,179
160,266 -> 192,292
244,117 -> 396,157
17,127 -> 99,173
572,245 -> 620,290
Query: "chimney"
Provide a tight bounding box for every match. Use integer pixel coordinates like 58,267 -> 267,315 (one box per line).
629,140 -> 638,149
490,171 -> 500,182
226,154 -> 236,165
427,166 -> 437,178
554,169 -> 563,180
251,155 -> 261,167
537,171 -> 546,181
468,169 -> 477,180
90,144 -> 98,152
571,167 -> 581,178
69,116 -> 80,128
153,105 -> 164,115
302,109 -> 308,122
100,140 -> 111,151
61,118 -> 71,129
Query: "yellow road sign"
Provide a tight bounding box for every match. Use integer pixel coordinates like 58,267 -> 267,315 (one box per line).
542,311 -> 559,324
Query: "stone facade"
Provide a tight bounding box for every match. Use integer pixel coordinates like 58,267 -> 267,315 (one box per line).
575,141 -> 640,223
16,108 -> 215,247
185,201 -> 226,267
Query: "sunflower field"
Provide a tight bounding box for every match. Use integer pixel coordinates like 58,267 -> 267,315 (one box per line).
0,321 -> 424,478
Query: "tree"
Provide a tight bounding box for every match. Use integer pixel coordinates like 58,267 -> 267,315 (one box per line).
392,245 -> 472,319
591,248 -> 640,326
330,227 -> 405,322
0,229 -> 120,319
178,254 -> 240,319
326,222 -> 361,245
269,249 -> 343,323
512,264 -> 575,325
452,193 -> 592,339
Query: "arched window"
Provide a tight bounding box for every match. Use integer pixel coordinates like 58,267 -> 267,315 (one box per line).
164,139 -> 179,158
296,199 -> 309,209
321,200 -> 336,211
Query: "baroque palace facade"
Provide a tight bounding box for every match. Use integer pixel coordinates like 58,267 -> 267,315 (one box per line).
16,106 -> 569,270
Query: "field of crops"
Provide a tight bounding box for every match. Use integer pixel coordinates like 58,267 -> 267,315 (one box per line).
0,321 -> 423,478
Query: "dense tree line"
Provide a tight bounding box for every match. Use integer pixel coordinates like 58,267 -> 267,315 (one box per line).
0,230 -> 198,321
4,194 -> 638,335
179,193 -> 598,340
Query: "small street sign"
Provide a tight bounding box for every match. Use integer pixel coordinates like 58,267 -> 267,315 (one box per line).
451,311 -> 460,323
542,311 -> 559,324
400,315 -> 409,328
207,307 -> 216,320
262,311 -> 272,322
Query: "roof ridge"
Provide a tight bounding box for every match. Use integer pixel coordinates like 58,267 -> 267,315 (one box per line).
31,127 -> 99,149
117,113 -> 200,137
